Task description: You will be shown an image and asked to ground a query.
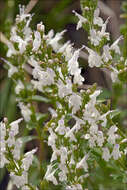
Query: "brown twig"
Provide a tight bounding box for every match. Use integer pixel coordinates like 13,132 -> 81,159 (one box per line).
25,0 -> 38,14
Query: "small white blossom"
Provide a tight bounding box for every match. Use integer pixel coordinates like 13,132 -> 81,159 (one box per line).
37,22 -> 45,32
55,117 -> 68,135
44,165 -> 58,185
58,41 -> 70,53
110,36 -> 123,54
58,171 -> 67,182
0,152 -> 8,168
68,93 -> 82,113
111,144 -> 121,160
73,69 -> 84,85
9,118 -> 23,136
85,46 -> 103,67
0,121 -> 6,140
60,147 -> 68,164
76,154 -> 89,171
57,79 -> 72,98
68,49 -> 80,75
48,128 -> 57,151
102,147 -> 111,162
18,5 -> 31,22
98,18 -> 110,40
89,29 -> 101,46
93,8 -> 103,27
22,148 -> 37,171
10,171 -> 28,188
48,30 -> 66,52
72,10 -> 87,30
18,102 -> 32,122
12,138 -> 22,160
107,125 -> 118,144
7,42 -> 17,57
15,80 -> 24,94
64,43 -> 73,61
8,64 -> 18,78
96,131 -> 104,147
32,31 -> 41,51
111,67 -> 119,83
102,45 -> 112,62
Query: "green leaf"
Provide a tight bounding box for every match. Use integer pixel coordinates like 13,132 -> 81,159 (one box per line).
110,109 -> 121,119
21,136 -> 37,143
30,95 -> 51,103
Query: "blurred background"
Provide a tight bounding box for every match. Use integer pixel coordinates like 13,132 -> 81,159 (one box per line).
0,0 -> 127,190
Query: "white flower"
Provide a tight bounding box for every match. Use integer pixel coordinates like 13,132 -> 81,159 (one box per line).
18,5 -> 31,22
33,67 -> 56,87
22,148 -> 37,171
48,107 -> 57,118
89,29 -> 101,46
0,152 -> 8,168
64,43 -> 73,61
99,111 -> 111,127
89,124 -> 98,135
60,147 -> 68,164
0,121 -> 6,140
10,28 -> 27,54
18,102 -> 32,122
15,80 -> 24,94
85,46 -> 103,67
58,41 -> 70,53
102,147 -> 111,162
57,79 -> 72,98
68,49 -> 80,75
102,45 -> 112,62
58,171 -> 67,182
48,30 -> 66,52
12,138 -> 22,160
8,64 -> 18,78
50,149 -> 59,162
37,22 -> 45,32
90,90 -> 101,104
10,171 -> 28,188
107,125 -> 118,144
110,36 -> 123,54
7,42 -> 17,57
98,17 -> 110,40
43,68 -> 56,86
44,29 -> 54,41
70,155 -> 75,165
6,135 -> 15,147
93,8 -> 103,27
111,144 -> 121,160
68,93 -> 82,113
44,165 -> 58,185
48,128 -> 57,150
111,67 -> 119,83
73,69 -> 84,85
55,117 -> 68,135
72,10 -> 87,30
96,131 -> 104,147
88,135 -> 97,147
76,154 -> 89,171
7,118 -> 22,147
32,31 -> 41,51
10,118 -> 23,136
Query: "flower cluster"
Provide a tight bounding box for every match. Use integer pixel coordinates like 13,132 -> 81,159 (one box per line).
74,6 -> 127,83
0,118 -> 37,190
